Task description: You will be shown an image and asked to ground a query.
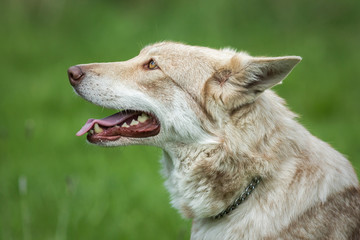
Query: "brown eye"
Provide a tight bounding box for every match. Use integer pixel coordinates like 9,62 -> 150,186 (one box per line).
147,60 -> 158,69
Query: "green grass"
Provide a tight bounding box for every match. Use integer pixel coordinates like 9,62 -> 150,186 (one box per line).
0,0 -> 359,239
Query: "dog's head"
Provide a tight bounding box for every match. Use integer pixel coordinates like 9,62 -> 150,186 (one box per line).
68,42 -> 301,148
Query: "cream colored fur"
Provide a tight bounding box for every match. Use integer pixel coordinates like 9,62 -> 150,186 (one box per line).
70,42 -> 360,239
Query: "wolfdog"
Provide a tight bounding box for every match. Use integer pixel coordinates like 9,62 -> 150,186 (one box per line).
68,42 -> 360,239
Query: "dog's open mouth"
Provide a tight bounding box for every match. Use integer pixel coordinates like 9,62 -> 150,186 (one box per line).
76,110 -> 161,142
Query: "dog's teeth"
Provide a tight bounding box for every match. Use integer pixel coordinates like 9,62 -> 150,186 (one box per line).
130,119 -> 139,126
90,130 -> 94,134
121,122 -> 130,128
94,123 -> 103,133
138,113 -> 149,123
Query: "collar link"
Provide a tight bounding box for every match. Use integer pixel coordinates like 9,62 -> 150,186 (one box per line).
213,176 -> 262,220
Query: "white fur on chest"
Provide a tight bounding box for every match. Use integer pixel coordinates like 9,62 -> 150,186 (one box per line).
161,144 -> 230,219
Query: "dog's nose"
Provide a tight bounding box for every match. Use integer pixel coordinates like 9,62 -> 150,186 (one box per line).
68,66 -> 84,86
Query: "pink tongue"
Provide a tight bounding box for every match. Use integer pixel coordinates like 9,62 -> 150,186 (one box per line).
76,111 -> 139,136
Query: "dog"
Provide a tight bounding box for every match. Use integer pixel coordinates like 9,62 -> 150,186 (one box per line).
68,42 -> 360,239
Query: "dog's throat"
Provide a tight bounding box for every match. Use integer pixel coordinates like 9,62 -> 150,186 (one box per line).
212,177 -> 261,220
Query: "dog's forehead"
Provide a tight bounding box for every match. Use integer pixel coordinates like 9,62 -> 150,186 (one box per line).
140,42 -> 193,56
140,42 -> 232,59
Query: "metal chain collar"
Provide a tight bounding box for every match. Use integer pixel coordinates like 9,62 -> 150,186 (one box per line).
213,176 -> 262,220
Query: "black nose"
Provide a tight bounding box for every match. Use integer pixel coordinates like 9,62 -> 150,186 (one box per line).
68,66 -> 84,86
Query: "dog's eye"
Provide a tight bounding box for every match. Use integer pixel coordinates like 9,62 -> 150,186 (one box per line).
147,60 -> 158,70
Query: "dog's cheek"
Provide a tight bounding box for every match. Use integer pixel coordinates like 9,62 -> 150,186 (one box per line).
138,76 -> 182,105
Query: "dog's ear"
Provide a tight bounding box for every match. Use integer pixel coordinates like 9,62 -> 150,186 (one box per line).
242,56 -> 302,94
203,54 -> 301,112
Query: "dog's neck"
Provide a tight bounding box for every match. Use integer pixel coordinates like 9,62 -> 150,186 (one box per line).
161,141 -> 270,219
160,92 -> 300,220
212,176 -> 261,219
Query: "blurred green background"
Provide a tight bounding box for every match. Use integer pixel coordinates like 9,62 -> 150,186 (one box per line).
0,0 -> 359,239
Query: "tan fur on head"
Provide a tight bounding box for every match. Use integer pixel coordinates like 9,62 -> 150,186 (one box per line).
70,41 -> 360,240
